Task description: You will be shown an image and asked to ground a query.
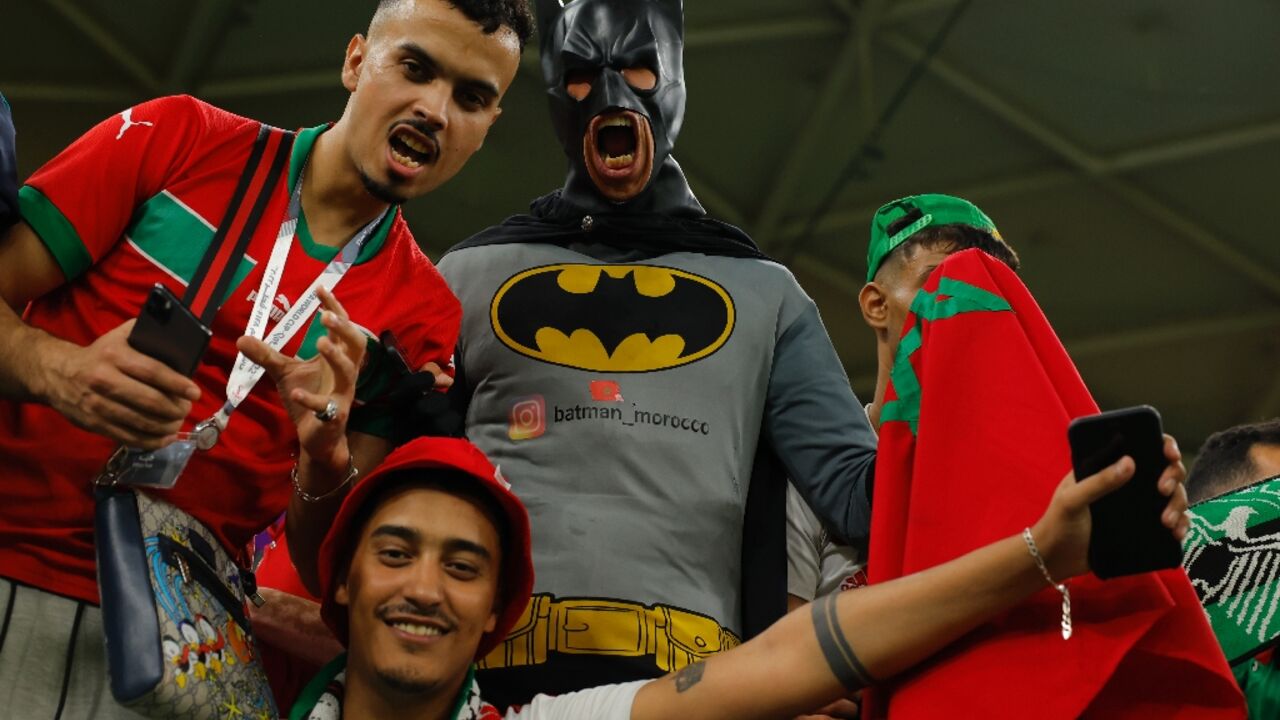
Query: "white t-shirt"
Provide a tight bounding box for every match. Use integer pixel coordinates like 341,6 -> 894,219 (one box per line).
785,405 -> 874,602
786,483 -> 866,601
506,680 -> 648,719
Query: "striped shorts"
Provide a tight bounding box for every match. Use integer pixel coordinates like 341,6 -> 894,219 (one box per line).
0,578 -> 147,720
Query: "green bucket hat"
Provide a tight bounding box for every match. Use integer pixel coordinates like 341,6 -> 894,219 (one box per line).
866,193 -> 999,282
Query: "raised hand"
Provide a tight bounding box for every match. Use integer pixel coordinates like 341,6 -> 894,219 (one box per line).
236,286 -> 365,475
1034,433 -> 1189,581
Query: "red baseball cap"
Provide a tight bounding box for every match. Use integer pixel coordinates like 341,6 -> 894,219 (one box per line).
317,437 -> 534,660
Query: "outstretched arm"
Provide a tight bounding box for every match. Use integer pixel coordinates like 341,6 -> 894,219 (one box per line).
632,438 -> 1189,720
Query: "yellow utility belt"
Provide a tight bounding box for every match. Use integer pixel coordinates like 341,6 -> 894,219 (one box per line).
479,594 -> 742,673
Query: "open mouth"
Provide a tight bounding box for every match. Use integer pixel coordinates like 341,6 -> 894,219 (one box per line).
597,116 -> 637,168
583,110 -> 654,202
388,124 -> 437,171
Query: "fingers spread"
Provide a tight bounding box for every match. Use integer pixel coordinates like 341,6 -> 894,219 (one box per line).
317,336 -> 357,395
316,286 -> 350,322
237,336 -> 290,377
320,310 -> 366,359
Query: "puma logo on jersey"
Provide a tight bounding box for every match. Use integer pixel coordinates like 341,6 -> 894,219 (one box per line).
247,290 -> 292,323
116,108 -> 154,140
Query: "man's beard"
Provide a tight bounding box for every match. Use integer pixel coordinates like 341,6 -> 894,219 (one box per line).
375,664 -> 441,696
360,169 -> 408,206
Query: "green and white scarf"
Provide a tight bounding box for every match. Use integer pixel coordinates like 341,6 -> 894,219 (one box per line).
291,655 -> 500,720
1183,474 -> 1280,665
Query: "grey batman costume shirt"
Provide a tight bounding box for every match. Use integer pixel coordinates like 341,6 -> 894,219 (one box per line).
437,241 -> 876,642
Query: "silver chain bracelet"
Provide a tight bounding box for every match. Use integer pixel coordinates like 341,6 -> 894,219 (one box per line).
1022,527 -> 1072,639
291,457 -> 359,503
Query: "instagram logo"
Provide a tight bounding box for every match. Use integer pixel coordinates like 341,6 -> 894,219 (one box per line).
508,395 -> 546,441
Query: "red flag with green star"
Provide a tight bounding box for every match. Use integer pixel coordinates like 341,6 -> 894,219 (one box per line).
865,249 -> 1243,718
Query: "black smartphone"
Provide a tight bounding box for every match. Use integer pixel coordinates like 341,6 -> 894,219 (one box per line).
379,329 -> 414,379
127,284 -> 212,377
1068,405 -> 1181,579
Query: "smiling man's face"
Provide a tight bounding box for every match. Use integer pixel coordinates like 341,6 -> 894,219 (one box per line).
336,485 -> 501,697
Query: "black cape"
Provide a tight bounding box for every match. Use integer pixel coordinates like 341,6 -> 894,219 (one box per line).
447,190 -> 770,261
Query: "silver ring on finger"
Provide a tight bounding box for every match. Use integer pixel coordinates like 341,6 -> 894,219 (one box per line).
314,398 -> 339,423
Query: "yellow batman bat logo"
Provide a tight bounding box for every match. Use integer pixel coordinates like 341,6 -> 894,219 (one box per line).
490,264 -> 735,372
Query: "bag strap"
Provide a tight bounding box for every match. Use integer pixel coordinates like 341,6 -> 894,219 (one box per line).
182,124 -> 295,325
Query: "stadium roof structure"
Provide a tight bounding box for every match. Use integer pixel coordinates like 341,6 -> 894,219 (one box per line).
6,0 -> 1278,454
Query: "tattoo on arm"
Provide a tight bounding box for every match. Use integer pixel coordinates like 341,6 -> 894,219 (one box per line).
811,591 -> 876,692
673,661 -> 706,693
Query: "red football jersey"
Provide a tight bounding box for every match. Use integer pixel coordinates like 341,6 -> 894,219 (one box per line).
0,95 -> 460,604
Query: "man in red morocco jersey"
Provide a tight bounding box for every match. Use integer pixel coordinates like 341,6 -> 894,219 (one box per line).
0,1 -> 531,716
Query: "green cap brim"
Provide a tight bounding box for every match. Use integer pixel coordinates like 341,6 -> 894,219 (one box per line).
866,194 -> 998,282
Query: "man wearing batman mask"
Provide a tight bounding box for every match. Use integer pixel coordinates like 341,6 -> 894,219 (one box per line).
436,0 -> 878,706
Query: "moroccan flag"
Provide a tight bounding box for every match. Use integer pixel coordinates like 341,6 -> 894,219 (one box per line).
1184,473 -> 1280,665
865,249 -> 1243,718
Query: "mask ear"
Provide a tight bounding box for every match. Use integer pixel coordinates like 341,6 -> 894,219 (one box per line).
654,0 -> 686,38
534,0 -> 566,47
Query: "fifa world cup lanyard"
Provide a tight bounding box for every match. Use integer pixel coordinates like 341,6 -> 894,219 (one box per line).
189,168 -> 388,451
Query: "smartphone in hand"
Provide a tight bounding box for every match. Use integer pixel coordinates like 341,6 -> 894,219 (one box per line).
127,284 -> 211,377
1068,405 -> 1181,579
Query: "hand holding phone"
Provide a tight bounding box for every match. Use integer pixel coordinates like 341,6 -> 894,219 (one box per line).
127,284 -> 212,377
1068,405 -> 1182,579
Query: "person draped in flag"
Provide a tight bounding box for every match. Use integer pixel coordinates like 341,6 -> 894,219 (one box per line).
0,1 -> 531,715
294,433 -> 1192,720
857,193 -> 1244,717
855,194 -> 1021,430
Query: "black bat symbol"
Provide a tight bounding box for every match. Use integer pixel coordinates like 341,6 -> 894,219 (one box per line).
494,267 -> 730,363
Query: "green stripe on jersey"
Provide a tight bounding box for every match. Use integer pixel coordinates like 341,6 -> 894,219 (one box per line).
125,191 -> 255,303
18,185 -> 92,280
290,124 -> 395,264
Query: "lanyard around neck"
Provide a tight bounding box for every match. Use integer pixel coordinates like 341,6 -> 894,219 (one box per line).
206,165 -> 389,436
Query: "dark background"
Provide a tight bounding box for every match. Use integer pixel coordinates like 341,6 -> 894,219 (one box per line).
6,0 -> 1279,458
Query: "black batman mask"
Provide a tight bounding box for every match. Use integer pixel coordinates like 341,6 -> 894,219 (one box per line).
535,0 -> 704,217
